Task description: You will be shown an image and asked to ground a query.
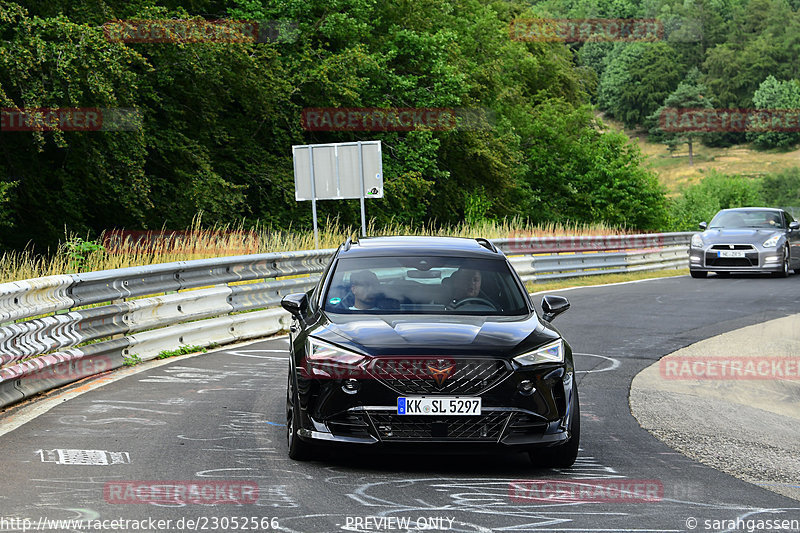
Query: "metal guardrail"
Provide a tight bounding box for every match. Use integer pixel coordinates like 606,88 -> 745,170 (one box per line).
0,233 -> 691,409
507,245 -> 689,282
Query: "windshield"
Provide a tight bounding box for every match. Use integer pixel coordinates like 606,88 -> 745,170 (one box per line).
709,210 -> 783,229
322,256 -> 529,315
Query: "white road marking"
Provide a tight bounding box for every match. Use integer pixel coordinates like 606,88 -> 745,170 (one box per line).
572,353 -> 621,374
530,274 -> 687,295
0,336 -> 287,438
36,449 -> 130,465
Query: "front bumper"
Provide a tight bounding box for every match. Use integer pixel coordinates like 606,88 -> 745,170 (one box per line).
293,364 -> 576,452
689,246 -> 784,272
298,407 -> 571,451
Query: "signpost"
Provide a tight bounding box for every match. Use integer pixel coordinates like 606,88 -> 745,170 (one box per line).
292,141 -> 383,248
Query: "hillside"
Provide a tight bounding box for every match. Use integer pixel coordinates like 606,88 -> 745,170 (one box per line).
600,115 -> 800,194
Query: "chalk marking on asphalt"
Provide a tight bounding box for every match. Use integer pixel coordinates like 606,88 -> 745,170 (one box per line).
573,353 -> 621,374
0,336 -> 287,438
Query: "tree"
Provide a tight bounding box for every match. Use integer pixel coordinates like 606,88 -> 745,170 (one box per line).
521,99 -> 668,229
746,76 -> 800,149
597,43 -> 684,128
648,69 -> 715,166
0,0 -> 674,250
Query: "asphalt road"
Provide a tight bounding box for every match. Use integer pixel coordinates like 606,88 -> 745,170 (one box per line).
1,274 -> 799,533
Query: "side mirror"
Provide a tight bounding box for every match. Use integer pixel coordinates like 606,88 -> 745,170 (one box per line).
541,295 -> 570,322
790,221 -> 800,231
281,293 -> 309,319
698,222 -> 707,230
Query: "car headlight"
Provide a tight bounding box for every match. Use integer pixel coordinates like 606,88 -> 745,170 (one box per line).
305,338 -> 367,378
691,234 -> 704,248
763,235 -> 781,248
514,339 -> 564,366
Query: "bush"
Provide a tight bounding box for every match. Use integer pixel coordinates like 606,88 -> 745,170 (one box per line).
761,167 -> 800,207
668,171 -> 764,230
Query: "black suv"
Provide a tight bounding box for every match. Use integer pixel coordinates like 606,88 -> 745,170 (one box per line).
281,236 -> 579,466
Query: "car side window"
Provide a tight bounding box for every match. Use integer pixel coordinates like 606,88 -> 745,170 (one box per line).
311,254 -> 338,311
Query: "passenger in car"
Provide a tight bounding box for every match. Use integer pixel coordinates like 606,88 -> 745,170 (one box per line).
349,270 -> 381,310
347,270 -> 399,310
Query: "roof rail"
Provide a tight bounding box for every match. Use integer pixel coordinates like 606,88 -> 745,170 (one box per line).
343,235 -> 359,251
475,238 -> 498,253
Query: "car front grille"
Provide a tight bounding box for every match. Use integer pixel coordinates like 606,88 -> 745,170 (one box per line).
710,244 -> 756,250
705,244 -> 759,267
367,357 -> 511,395
705,254 -> 759,267
707,257 -> 756,267
367,411 -> 511,441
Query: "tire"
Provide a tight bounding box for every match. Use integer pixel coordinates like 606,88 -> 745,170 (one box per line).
774,248 -> 790,278
529,387 -> 580,468
690,270 -> 707,278
286,371 -> 313,461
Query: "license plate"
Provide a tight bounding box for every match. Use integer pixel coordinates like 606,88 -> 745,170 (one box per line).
718,250 -> 745,258
397,397 -> 481,415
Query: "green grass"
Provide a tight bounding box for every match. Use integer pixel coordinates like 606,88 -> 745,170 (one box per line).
122,353 -> 142,367
527,268 -> 689,294
156,345 -> 207,359
599,114 -> 800,194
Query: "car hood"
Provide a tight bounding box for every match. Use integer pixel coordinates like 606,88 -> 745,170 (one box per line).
313,313 -> 558,357
701,228 -> 781,244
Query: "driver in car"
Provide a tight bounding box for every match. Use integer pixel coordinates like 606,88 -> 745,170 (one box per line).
763,212 -> 780,227
449,268 -> 483,305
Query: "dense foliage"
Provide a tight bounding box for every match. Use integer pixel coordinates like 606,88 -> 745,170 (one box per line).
551,0 -> 800,149
668,167 -> 800,231
1,0 -> 798,249
668,171 -> 764,230
1,0 -> 671,249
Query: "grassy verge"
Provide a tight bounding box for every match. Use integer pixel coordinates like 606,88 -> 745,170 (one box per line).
527,268 -> 689,294
598,114 -> 800,194
0,218 -> 629,283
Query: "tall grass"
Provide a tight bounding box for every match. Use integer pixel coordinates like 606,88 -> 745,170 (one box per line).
0,217 -> 626,283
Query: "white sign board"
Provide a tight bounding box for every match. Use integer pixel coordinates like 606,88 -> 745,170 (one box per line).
292,141 -> 383,201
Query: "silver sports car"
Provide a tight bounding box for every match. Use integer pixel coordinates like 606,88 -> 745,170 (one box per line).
689,207 -> 800,278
